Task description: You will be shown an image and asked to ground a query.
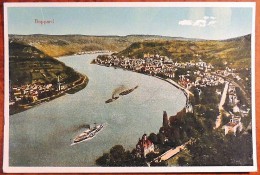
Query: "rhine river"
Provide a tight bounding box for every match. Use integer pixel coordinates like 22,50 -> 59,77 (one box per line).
9,54 -> 186,166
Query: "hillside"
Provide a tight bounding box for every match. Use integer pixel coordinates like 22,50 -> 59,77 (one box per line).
9,34 -> 251,69
9,34 -> 189,58
9,41 -> 82,86
116,34 -> 251,69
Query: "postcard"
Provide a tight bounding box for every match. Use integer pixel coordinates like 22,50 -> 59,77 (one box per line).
3,2 -> 257,173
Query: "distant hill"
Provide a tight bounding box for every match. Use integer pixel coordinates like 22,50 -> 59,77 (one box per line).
116,34 -> 251,69
221,34 -> 251,42
9,34 -> 199,58
9,34 -> 251,69
9,41 -> 82,86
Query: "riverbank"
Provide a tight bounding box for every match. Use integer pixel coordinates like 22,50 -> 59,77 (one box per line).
10,73 -> 88,115
97,64 -> 190,106
53,50 -> 113,59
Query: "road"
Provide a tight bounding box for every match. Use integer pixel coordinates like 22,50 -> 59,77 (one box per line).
149,140 -> 192,165
213,73 -> 250,105
219,81 -> 229,111
166,78 -> 194,97
224,76 -> 250,105
215,81 -> 229,129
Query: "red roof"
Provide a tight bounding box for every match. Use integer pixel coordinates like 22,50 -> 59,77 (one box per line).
136,135 -> 154,149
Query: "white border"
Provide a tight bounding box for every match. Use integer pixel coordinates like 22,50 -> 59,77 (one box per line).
3,2 -> 256,7
3,2 -> 257,173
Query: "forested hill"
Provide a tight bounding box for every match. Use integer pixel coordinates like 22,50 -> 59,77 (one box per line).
9,41 -> 82,86
115,34 -> 251,69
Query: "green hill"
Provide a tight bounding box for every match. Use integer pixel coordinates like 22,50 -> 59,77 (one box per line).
116,34 -> 251,69
9,41 -> 82,86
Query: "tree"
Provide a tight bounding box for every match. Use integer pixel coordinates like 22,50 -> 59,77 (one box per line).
157,133 -> 166,145
109,145 -> 126,166
96,153 -> 109,166
178,157 -> 188,166
148,133 -> 158,144
95,145 -> 148,166
187,131 -> 253,166
150,160 -> 167,166
145,152 -> 158,162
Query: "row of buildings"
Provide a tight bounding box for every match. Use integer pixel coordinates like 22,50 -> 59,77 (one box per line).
96,53 -> 250,155
222,82 -> 250,136
95,54 -> 228,90
9,76 -> 65,106
95,54 -> 176,79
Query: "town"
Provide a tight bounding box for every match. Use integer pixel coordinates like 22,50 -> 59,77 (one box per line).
9,73 -> 87,114
94,52 -> 252,166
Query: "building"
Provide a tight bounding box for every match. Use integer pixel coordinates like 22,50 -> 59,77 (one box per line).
163,111 -> 169,128
223,115 -> 243,136
136,134 -> 155,158
185,103 -> 193,113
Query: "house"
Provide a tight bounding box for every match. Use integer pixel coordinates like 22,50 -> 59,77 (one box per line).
233,105 -> 240,113
228,93 -> 238,105
136,134 -> 155,158
185,103 -> 193,113
216,89 -> 222,96
223,116 -> 242,136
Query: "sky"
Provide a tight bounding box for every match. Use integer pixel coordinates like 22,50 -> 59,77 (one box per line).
7,6 -> 254,40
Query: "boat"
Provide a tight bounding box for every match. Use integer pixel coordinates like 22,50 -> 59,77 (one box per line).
105,86 -> 138,103
119,86 -> 138,96
105,94 -> 119,103
105,98 -> 114,103
71,123 -> 105,145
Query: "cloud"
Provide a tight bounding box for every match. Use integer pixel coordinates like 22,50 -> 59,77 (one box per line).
193,19 -> 207,27
208,20 -> 217,26
203,16 -> 209,20
178,16 -> 217,27
178,20 -> 193,26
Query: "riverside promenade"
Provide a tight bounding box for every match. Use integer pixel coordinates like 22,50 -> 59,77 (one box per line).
148,140 -> 193,166
165,78 -> 194,98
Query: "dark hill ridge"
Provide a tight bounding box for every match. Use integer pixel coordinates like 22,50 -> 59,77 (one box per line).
9,41 -> 88,114
9,41 -> 82,86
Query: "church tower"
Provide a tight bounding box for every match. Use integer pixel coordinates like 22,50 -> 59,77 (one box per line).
57,75 -> 61,91
163,111 -> 169,128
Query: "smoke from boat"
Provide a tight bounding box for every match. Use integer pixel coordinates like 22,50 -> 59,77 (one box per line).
112,85 -> 127,97
81,124 -> 90,129
71,124 -> 90,132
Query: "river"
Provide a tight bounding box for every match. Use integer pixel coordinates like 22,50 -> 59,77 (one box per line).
9,54 -> 186,167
